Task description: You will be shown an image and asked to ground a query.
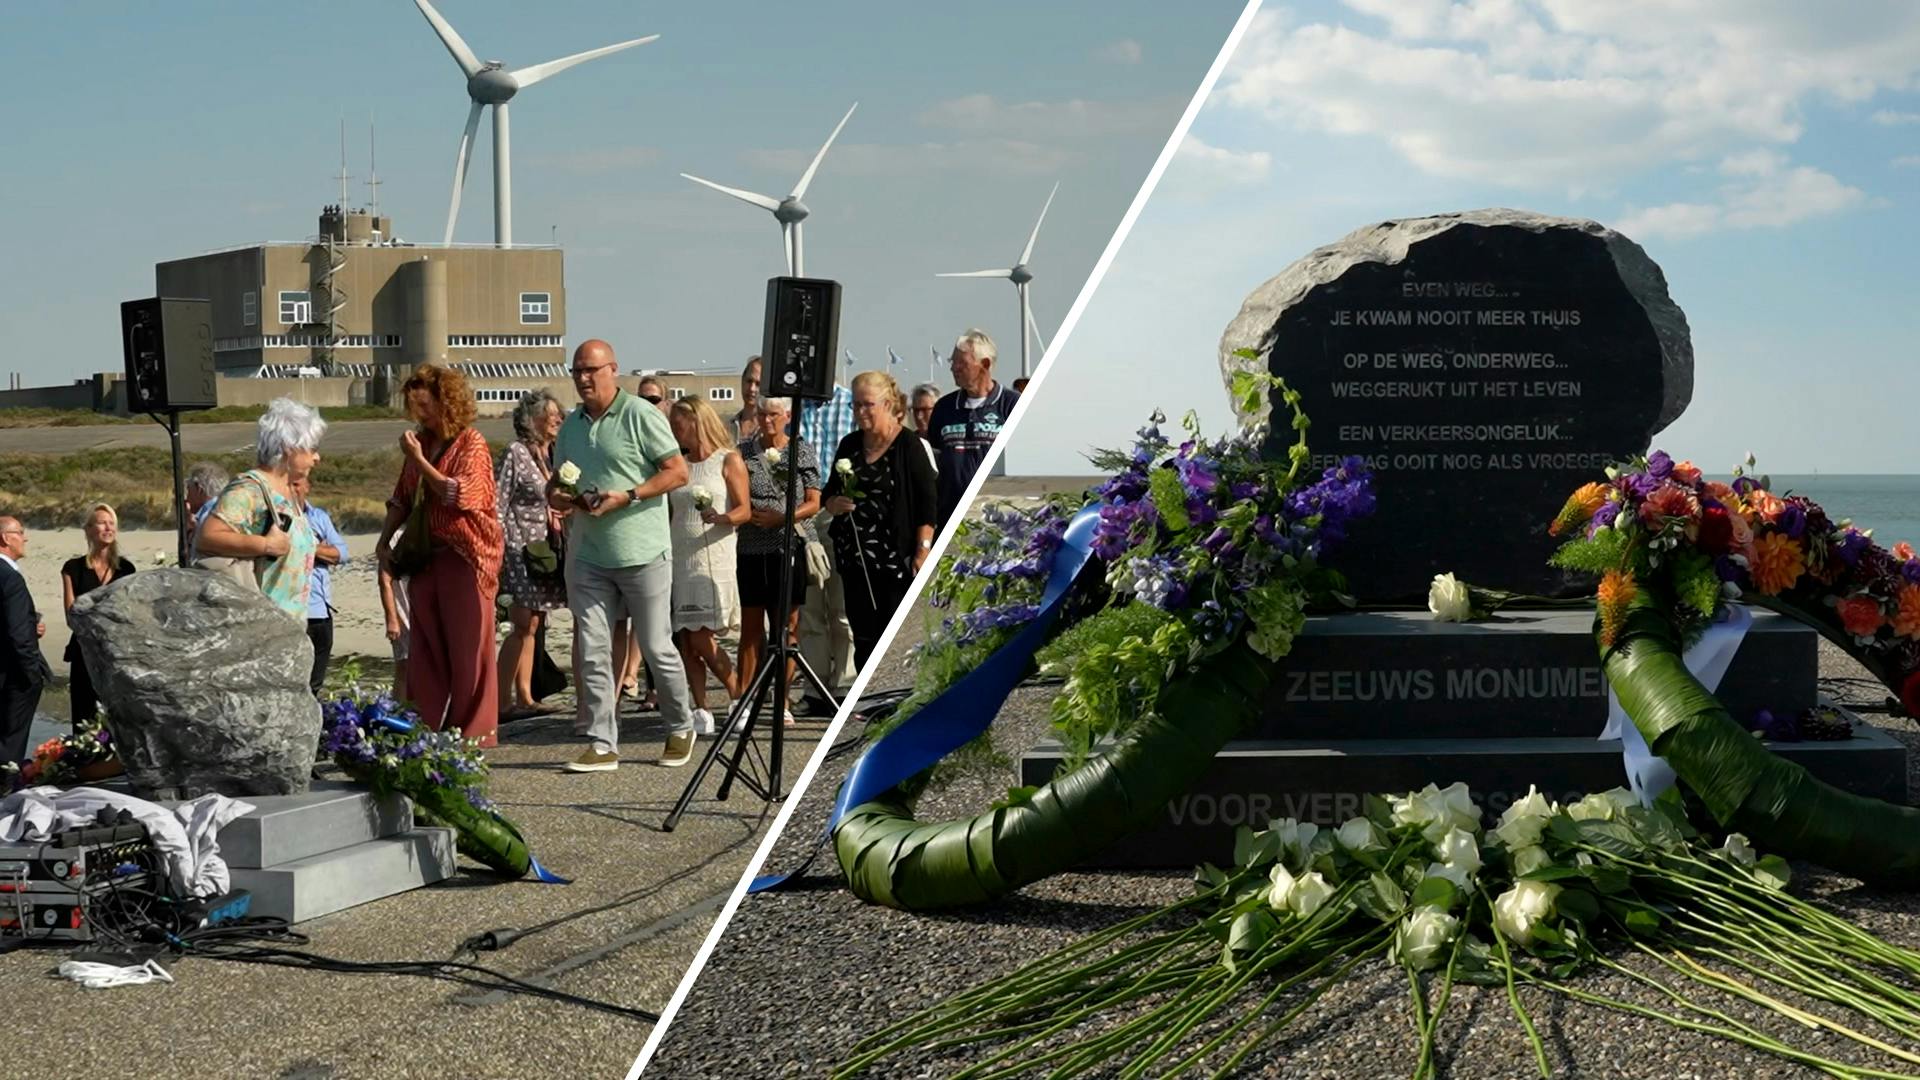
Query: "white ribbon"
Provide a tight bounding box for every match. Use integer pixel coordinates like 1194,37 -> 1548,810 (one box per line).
1603,603 -> 1752,807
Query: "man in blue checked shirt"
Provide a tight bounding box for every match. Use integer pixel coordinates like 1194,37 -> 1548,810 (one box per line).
795,381 -> 858,711
292,474 -> 348,696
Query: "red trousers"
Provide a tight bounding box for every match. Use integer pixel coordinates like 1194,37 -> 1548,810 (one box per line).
408,549 -> 499,748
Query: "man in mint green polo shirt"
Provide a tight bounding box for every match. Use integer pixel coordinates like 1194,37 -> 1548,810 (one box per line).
549,339 -> 696,771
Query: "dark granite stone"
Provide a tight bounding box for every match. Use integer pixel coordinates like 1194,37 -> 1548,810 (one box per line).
1220,208 -> 1692,601
1258,610 -> 1814,739
1021,724 -> 1907,870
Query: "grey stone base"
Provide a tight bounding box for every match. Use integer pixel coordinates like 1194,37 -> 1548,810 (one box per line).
231,827 -> 457,924
1262,609 -> 1815,739
1019,724 -> 1909,870
216,783 -> 413,869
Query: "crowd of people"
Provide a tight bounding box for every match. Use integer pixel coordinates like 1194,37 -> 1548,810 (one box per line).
0,329 -> 1021,769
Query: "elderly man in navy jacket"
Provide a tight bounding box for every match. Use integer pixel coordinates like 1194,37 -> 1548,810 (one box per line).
0,516 -> 49,762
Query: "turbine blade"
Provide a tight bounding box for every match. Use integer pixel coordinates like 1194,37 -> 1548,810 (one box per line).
681,173 -> 781,211
1020,181 -> 1059,267
1027,304 -> 1049,354
414,0 -> 483,79
444,101 -> 484,245
791,102 -> 858,199
935,269 -> 1014,278
510,34 -> 659,89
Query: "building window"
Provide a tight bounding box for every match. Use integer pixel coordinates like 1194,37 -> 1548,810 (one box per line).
242,291 -> 257,327
709,386 -> 736,402
278,291 -> 311,325
520,293 -> 551,324
472,388 -> 531,404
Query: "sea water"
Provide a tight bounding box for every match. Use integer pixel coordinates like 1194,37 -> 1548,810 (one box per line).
1772,475 -> 1920,548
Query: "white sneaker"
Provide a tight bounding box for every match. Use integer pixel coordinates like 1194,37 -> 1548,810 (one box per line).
693,708 -> 716,736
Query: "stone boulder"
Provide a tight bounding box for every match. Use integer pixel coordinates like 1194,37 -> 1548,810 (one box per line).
70,568 -> 319,799
1219,208 -> 1693,600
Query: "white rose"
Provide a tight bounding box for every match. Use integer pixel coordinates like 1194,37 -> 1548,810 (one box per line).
1721,833 -> 1757,868
1428,572 -> 1473,622
1423,860 -> 1474,897
1435,783 -> 1479,834
1434,827 -> 1482,876
1597,788 -> 1641,816
834,457 -> 854,475
1567,793 -> 1618,822
1493,880 -> 1562,946
1267,862 -> 1298,911
152,551 -> 168,566
690,486 -> 714,511
1394,907 -> 1460,972
1335,817 -> 1383,853
764,446 -> 783,466
1510,845 -> 1554,877
1288,871 -> 1338,918
557,461 -> 581,487
1493,786 -> 1555,848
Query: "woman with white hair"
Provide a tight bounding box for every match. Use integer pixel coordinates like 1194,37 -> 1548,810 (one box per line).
734,395 -> 821,727
62,502 -> 136,724
496,388 -> 569,720
194,397 -> 326,619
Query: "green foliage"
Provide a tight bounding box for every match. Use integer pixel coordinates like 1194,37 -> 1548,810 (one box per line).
1038,604 -> 1194,771
1548,528 -> 1628,575
1148,467 -> 1190,533
1245,579 -> 1309,660
1672,550 -> 1721,621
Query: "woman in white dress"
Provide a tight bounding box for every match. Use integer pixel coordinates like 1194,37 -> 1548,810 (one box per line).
668,396 -> 750,734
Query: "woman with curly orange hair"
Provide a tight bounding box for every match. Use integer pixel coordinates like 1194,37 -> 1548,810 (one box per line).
376,364 -> 506,747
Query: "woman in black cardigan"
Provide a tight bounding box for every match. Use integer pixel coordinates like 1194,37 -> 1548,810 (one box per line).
821,370 -> 938,669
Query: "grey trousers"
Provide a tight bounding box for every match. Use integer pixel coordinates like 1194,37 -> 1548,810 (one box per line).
798,535 -> 856,697
570,554 -> 694,753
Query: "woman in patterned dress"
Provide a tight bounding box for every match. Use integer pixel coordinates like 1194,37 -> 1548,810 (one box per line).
667,396 -> 750,734
194,397 -> 324,620
495,389 -> 570,721
734,396 -> 821,727
821,371 -> 938,670
375,365 -> 505,747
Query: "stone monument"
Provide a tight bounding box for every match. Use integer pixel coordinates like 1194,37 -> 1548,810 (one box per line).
1219,208 -> 1692,601
70,568 -> 321,800
1022,209 -> 1904,867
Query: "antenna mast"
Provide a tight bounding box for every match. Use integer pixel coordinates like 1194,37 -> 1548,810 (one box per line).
367,115 -> 382,217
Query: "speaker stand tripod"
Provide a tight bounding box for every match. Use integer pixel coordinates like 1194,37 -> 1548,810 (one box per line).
663,417 -> 840,831
145,408 -> 188,565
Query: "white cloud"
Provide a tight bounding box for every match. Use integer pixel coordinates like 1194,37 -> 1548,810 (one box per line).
1172,135 -> 1273,190
1874,109 -> 1920,125
741,140 -> 1076,178
1617,149 -> 1867,238
1096,39 -> 1143,64
1893,154 -> 1920,168
916,93 -> 1180,139
539,146 -> 662,174
1218,4 -> 1920,189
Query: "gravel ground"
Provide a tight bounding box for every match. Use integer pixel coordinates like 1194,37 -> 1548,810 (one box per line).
645,538 -> 1920,1078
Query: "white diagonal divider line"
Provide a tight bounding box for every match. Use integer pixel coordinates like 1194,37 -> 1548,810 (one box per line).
624,4 -> 1269,1074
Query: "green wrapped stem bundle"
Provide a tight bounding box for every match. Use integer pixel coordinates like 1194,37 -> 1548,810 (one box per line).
1606,597 -> 1920,886
834,640 -> 1271,909
344,763 -> 533,878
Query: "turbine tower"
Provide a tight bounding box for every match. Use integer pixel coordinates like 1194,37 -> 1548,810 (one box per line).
414,0 -> 658,247
936,183 -> 1058,380
680,103 -> 858,277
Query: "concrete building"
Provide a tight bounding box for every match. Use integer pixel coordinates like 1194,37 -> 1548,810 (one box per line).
156,205 -> 566,379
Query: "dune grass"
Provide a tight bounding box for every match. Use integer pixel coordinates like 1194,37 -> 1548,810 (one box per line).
0,446 -> 416,532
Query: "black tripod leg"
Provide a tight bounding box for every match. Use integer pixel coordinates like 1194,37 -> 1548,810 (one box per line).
787,652 -> 844,716
663,657 -> 774,831
716,653 -> 778,802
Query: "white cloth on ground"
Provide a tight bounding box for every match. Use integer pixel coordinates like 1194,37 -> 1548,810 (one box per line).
1602,603 -> 1752,807
0,786 -> 255,897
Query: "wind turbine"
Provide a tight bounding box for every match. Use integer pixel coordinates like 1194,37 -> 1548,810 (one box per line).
936,182 -> 1059,380
680,103 -> 858,277
414,0 -> 658,247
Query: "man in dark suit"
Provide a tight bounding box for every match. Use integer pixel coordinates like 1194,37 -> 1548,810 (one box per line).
0,516 -> 50,763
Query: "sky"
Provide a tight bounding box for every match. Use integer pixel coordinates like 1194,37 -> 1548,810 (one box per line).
0,1 -> 1244,391
1015,0 -> 1920,475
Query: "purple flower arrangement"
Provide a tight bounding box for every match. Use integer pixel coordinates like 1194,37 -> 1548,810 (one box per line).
320,691 -> 498,814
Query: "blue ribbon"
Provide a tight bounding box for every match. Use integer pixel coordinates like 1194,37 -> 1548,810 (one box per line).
526,855 -> 571,885
750,504 -> 1102,892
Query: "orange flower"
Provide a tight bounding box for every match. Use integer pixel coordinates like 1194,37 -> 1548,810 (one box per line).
1895,585 -> 1920,638
1551,482 -> 1611,537
1838,595 -> 1886,637
1597,569 -> 1639,648
1749,532 -> 1804,595
1639,482 -> 1700,528
33,738 -> 62,760
1895,541 -> 1916,562
1672,460 -> 1703,487
1703,480 -> 1740,509
1747,489 -> 1786,523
